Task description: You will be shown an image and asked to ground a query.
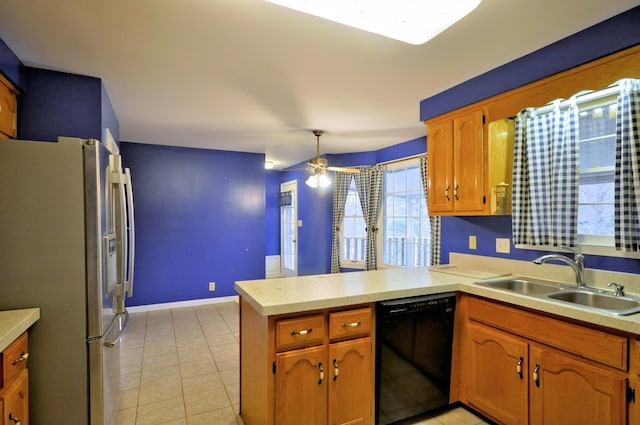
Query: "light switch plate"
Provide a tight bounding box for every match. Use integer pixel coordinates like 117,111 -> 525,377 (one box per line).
469,235 -> 477,250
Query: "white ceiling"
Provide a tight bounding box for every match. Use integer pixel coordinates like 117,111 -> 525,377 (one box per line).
0,1 -> 637,169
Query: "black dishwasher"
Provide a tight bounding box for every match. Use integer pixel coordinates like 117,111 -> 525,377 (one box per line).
376,293 -> 456,424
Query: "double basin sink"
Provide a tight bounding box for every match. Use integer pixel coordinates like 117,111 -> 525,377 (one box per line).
474,277 -> 640,316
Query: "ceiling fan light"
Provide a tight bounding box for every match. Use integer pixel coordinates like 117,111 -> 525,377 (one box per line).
306,174 -> 319,188
265,0 -> 482,45
318,172 -> 332,187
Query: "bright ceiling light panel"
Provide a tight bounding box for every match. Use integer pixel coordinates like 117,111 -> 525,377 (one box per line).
265,0 -> 481,45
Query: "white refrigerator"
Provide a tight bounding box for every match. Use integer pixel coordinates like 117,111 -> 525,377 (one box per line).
0,137 -> 135,425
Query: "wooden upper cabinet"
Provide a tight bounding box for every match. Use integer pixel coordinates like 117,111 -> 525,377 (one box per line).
427,108 -> 486,215
0,74 -> 18,139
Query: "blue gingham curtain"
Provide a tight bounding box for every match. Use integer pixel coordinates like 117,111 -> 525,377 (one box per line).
419,154 -> 441,265
330,172 -> 353,273
614,79 -> 640,252
355,165 -> 384,270
512,98 -> 580,247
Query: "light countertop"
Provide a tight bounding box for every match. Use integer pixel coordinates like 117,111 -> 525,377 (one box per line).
0,308 -> 40,352
235,254 -> 640,335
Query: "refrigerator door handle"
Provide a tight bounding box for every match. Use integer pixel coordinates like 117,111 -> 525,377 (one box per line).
104,310 -> 129,348
124,168 -> 135,297
111,167 -> 127,295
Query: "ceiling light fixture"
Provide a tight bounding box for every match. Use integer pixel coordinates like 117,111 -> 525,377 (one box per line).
265,0 -> 481,45
306,168 -> 332,188
265,161 -> 274,170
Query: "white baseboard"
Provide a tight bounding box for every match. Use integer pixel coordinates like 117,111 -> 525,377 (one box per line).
126,295 -> 239,313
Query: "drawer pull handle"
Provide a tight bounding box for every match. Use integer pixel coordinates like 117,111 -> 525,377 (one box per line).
9,413 -> 20,424
454,184 -> 459,201
318,362 -> 324,384
11,352 -> 29,365
533,363 -> 540,387
516,357 -> 523,379
290,328 -> 312,336
445,185 -> 450,201
341,321 -> 361,328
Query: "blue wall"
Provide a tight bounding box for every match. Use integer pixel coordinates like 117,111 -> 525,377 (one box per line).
17,67 -> 119,145
423,6 -> 640,275
420,6 -> 640,120
120,142 -> 266,306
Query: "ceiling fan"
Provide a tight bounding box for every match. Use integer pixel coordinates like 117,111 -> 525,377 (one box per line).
307,130 -> 360,172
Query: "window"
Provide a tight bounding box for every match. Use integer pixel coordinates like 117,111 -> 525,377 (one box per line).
341,177 -> 366,266
577,94 -> 617,246
340,158 -> 432,269
380,160 -> 431,267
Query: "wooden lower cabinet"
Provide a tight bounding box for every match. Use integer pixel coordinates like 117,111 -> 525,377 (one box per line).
459,296 -> 629,425
328,337 -> 373,425
1,370 -> 28,425
467,323 -> 528,425
275,345 -> 327,425
529,344 -> 625,425
240,298 -> 374,425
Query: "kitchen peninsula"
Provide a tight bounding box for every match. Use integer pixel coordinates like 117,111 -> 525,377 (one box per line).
236,254 -> 640,425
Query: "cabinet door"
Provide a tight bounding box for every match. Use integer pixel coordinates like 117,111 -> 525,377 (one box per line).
0,77 -> 17,139
453,109 -> 485,212
529,344 -> 626,425
466,323 -> 528,425
328,337 -> 373,425
2,369 -> 28,425
275,345 -> 327,425
427,119 -> 454,213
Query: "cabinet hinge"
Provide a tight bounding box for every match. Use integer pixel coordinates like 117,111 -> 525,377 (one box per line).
628,386 -> 635,403
272,362 -> 276,374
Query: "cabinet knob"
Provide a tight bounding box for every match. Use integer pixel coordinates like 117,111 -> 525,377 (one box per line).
533,363 -> 541,387
318,362 -> 324,384
333,359 -> 339,381
454,184 -> 459,201
11,351 -> 29,365
9,413 -> 20,424
445,185 -> 450,201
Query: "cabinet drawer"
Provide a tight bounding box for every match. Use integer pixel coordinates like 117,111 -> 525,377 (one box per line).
329,307 -> 371,340
1,332 -> 28,389
276,315 -> 324,351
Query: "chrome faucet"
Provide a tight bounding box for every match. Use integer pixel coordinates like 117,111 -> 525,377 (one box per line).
532,246 -> 585,287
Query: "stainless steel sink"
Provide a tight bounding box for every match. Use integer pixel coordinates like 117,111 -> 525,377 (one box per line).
546,290 -> 640,316
474,277 -> 640,316
475,277 -> 562,295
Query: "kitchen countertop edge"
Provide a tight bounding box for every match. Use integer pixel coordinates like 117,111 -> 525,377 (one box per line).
235,268 -> 640,335
0,308 -> 40,352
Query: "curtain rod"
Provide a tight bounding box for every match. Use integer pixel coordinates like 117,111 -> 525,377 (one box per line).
344,153 -> 424,169
533,84 -> 620,115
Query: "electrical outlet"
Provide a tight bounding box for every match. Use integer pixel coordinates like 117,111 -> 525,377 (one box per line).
209,282 -> 216,291
469,235 -> 477,250
496,238 -> 511,254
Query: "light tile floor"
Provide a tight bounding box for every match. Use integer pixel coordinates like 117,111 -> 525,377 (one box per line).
115,300 -> 490,425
